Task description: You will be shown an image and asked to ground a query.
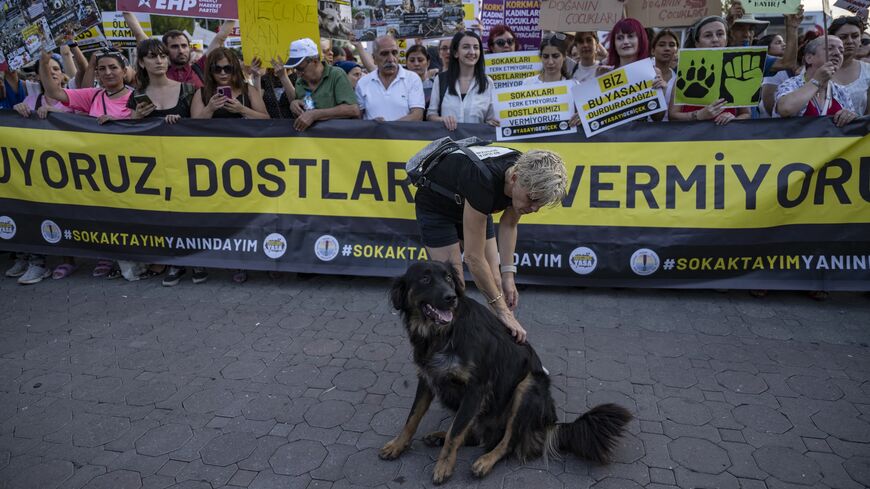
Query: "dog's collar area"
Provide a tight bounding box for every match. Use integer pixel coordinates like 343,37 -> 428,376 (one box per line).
423,303 -> 454,325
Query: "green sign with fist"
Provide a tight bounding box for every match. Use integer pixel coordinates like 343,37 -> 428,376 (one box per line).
675,47 -> 768,108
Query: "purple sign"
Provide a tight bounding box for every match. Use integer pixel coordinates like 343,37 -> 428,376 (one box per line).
504,0 -> 540,51
480,0 -> 504,47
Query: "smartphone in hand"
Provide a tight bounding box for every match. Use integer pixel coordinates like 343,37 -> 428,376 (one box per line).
133,92 -> 153,106
217,86 -> 232,99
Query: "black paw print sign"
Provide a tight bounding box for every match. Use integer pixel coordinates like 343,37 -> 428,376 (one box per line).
676,58 -> 717,100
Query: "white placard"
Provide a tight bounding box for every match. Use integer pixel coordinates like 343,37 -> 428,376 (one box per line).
572,58 -> 667,138
493,80 -> 577,141
484,50 -> 542,91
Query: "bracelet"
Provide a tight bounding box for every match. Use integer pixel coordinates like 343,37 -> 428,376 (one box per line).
487,292 -> 503,305
500,265 -> 517,274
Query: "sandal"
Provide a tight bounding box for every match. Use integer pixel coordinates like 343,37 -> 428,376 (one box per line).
106,268 -> 123,280
808,290 -> 829,301
92,259 -> 114,277
52,263 -> 78,280
232,270 -> 247,283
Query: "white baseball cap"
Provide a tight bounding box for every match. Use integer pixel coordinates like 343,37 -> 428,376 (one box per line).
284,38 -> 319,68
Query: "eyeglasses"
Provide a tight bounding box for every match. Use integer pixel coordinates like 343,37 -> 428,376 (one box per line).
294,59 -> 311,72
211,64 -> 233,74
494,38 -> 515,48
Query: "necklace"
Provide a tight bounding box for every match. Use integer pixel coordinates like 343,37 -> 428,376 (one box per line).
105,87 -> 126,97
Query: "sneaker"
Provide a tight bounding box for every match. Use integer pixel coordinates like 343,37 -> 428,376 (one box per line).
5,259 -> 28,278
191,267 -> 208,284
17,264 -> 50,285
162,266 -> 186,287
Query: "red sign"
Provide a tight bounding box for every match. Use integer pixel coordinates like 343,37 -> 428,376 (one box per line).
115,0 -> 238,20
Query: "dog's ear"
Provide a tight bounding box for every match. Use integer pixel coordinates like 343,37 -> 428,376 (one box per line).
390,275 -> 408,310
444,261 -> 465,297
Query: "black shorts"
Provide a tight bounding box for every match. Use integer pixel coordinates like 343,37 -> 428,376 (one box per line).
416,205 -> 495,248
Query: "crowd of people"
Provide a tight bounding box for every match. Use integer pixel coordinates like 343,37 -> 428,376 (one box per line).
2,2 -> 869,289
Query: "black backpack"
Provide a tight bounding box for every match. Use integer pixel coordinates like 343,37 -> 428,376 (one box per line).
406,137 -> 517,205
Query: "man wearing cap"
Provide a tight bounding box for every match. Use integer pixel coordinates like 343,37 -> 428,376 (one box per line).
355,35 -> 425,121
286,38 -> 360,131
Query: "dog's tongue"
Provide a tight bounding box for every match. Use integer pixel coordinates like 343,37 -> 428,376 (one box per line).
425,304 -> 453,324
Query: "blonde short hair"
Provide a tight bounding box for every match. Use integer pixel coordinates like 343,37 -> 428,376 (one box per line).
511,150 -> 568,207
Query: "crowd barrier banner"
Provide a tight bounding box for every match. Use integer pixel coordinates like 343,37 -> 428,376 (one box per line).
0,112 -> 869,290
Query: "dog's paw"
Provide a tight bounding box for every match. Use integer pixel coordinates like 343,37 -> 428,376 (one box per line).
471,455 -> 496,478
378,438 -> 407,460
422,431 -> 446,447
432,460 -> 454,485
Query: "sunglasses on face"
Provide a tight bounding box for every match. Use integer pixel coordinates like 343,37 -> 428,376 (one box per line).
294,59 -> 311,72
494,38 -> 514,48
211,64 -> 233,74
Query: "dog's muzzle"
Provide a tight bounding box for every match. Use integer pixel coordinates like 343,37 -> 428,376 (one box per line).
423,303 -> 454,325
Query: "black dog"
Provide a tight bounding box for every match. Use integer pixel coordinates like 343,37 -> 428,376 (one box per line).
382,261 -> 633,484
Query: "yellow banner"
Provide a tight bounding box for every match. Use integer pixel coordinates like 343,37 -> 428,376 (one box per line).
1,125 -> 868,229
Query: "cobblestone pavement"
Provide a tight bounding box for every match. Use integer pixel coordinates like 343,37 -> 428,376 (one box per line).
1,265 -> 869,489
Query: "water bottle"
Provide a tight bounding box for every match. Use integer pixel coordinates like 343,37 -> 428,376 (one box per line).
303,90 -> 315,111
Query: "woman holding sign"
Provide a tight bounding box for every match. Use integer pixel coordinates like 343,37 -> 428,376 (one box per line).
667,16 -> 751,125
521,36 -> 580,127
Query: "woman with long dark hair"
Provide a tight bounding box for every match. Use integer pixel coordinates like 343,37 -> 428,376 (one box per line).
191,47 -> 269,119
426,31 -> 496,131
128,39 -> 195,123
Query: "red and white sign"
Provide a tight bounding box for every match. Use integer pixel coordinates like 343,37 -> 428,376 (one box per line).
115,0 -> 238,20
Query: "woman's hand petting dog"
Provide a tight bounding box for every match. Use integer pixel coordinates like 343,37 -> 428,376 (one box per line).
496,309 -> 527,344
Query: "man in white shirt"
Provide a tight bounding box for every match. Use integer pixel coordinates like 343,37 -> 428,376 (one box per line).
355,35 -> 425,121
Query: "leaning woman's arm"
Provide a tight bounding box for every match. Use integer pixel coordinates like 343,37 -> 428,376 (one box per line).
462,204 -> 507,308
497,206 -> 520,308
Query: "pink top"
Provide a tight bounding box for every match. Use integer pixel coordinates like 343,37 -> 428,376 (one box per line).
22,93 -> 74,113
63,88 -> 133,119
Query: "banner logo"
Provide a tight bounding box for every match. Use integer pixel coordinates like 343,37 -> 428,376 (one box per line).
0,216 -> 16,240
568,246 -> 597,275
315,235 -> 340,262
41,220 -> 62,244
263,233 -> 287,259
630,248 -> 660,276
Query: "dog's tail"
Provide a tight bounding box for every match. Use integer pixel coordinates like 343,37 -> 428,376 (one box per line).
547,403 -> 633,464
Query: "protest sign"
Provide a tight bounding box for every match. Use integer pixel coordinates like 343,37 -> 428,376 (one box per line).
742,0 -> 801,14
539,0 -> 624,32
493,80 -> 577,141
485,50 -> 542,90
462,0 -> 478,28
102,11 -> 151,50
834,0 -> 870,13
626,0 -> 720,29
675,47 -> 767,108
573,58 -> 666,137
352,0 -> 467,41
239,0 -> 319,67
319,0 -> 353,40
115,0 -> 237,20
480,0 -> 505,46
72,25 -> 108,54
0,0 -> 101,70
504,0 -> 541,50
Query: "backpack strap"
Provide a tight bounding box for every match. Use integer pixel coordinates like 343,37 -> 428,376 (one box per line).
35,93 -> 44,110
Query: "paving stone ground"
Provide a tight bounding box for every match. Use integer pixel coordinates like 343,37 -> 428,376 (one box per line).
1,263 -> 869,489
